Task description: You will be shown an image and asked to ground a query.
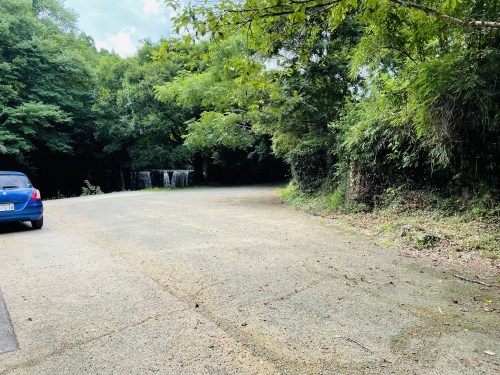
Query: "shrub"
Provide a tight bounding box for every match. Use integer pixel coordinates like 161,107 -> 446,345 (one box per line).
286,139 -> 329,192
81,180 -> 103,196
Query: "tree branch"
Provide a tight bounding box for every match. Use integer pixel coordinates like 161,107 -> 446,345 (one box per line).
389,0 -> 500,29
202,0 -> 500,31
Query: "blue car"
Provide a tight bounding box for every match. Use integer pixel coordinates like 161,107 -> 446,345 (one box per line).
0,171 -> 44,229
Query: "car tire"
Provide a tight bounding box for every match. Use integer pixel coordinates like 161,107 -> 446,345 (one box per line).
31,216 -> 43,229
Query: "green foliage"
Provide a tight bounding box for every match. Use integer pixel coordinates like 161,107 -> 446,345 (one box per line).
438,189 -> 500,220
81,180 -> 103,196
184,112 -> 255,151
334,0 -> 500,200
1,102 -> 73,156
163,0 -> 499,208
409,49 -> 500,182
154,36 -> 276,167
92,40 -> 195,170
32,0 -> 78,32
287,139 -> 330,192
277,182 -> 323,211
278,182 -> 357,213
277,182 -> 305,205
0,0 -> 97,170
244,17 -> 361,188
326,187 -> 347,212
167,0 -> 500,56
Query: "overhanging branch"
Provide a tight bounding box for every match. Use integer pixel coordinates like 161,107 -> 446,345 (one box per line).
389,0 -> 500,29
200,0 -> 500,30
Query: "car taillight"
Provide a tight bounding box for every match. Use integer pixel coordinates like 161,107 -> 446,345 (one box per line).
30,189 -> 41,201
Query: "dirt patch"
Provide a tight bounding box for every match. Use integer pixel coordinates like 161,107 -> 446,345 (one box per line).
324,211 -> 500,283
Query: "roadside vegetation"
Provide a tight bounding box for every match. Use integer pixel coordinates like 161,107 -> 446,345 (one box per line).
279,183 -> 499,264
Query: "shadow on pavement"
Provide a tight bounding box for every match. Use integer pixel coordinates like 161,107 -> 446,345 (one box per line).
0,222 -> 33,234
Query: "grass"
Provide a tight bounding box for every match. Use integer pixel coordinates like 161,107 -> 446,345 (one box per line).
278,182 -> 500,260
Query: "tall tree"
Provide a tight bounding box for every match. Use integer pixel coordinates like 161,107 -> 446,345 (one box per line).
93,40 -> 198,172
165,0 -> 499,196
155,36 -> 288,183
0,0 -> 98,193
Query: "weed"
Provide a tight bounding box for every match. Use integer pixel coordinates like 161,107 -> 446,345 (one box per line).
81,180 -> 103,196
277,184 -> 500,260
326,188 -> 346,212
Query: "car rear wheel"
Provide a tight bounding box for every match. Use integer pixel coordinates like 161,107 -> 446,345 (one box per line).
31,216 -> 43,229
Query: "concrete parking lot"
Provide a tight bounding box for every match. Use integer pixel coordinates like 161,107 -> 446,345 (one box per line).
0,187 -> 498,374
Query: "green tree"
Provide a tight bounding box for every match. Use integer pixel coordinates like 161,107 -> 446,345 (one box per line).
335,0 -> 500,198
0,0 -> 100,196
0,0 -> 97,165
166,0 -> 499,197
155,37 -> 260,153
93,40 -> 197,171
155,36 -> 288,183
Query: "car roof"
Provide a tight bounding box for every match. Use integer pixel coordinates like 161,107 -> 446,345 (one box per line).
0,171 -> 28,176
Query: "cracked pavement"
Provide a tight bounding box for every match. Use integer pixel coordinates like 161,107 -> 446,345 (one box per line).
0,186 -> 498,374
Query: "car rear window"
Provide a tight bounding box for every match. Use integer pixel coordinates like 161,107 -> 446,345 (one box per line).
0,175 -> 32,189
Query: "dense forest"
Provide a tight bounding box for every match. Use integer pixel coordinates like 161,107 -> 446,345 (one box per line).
1,0 -> 498,212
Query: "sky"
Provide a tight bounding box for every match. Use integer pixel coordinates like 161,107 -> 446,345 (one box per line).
63,0 -> 175,57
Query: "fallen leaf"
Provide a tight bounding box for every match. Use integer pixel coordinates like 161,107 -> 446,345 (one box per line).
483,350 -> 496,356
484,299 -> 493,303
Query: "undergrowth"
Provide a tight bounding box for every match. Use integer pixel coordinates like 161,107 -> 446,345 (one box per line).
278,182 -> 499,260
81,180 -> 103,196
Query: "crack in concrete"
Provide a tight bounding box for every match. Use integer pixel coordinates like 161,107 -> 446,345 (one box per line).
0,306 -> 191,375
26,217 -> 283,372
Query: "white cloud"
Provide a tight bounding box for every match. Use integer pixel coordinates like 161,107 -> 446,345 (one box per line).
143,0 -> 162,15
95,27 -> 138,57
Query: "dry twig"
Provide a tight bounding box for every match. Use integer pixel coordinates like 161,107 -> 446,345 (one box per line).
346,337 -> 373,354
453,274 -> 492,287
